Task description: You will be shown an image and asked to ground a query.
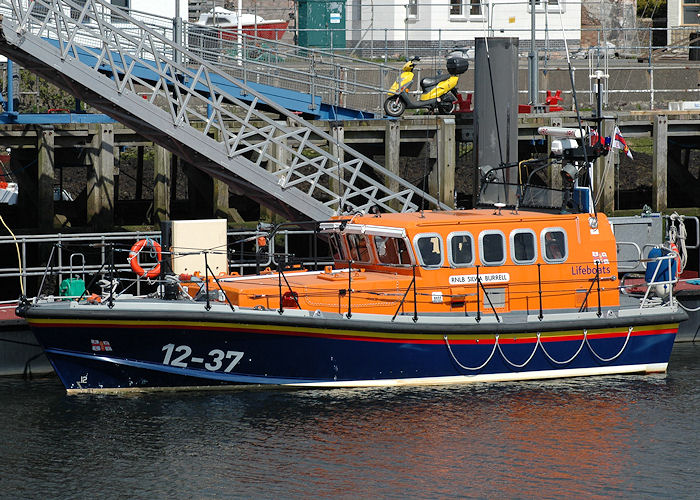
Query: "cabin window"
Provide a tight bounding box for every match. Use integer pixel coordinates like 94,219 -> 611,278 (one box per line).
346,234 -> 371,263
511,229 -> 537,265
415,234 -> 443,268
374,236 -> 412,266
328,233 -> 346,262
479,231 -> 506,266
448,232 -> 474,267
542,228 -> 567,263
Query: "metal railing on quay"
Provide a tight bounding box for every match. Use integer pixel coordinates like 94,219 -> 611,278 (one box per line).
175,21 -> 700,114
2,1 -> 699,115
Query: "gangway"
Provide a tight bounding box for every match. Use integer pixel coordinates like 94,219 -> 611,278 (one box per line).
184,24 -> 381,120
0,0 -> 446,221
149,7 -> 389,118
38,36 -> 374,121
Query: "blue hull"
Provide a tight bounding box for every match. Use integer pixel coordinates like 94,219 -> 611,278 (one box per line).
30,319 -> 677,392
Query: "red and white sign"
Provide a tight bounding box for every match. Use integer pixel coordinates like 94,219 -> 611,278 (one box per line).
592,251 -> 609,264
91,339 -> 112,352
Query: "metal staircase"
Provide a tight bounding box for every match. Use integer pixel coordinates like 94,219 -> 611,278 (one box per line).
0,0 -> 446,220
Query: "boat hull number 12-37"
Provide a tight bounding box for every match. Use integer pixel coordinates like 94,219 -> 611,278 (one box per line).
161,344 -> 244,372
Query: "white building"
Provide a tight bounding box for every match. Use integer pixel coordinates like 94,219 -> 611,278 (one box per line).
347,0 -> 581,49
667,0 -> 699,44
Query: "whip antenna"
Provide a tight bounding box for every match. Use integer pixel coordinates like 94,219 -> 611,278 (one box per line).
557,8 -> 597,218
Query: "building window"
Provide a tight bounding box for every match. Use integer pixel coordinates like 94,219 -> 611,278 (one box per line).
30,0 -> 49,19
511,230 -> 537,265
542,228 -> 567,263
683,0 -> 700,25
479,231 -> 506,266
407,0 -> 418,19
531,0 -> 563,12
450,0 -> 482,18
111,0 -> 129,21
448,232 -> 474,267
470,0 -> 483,16
70,0 -> 87,21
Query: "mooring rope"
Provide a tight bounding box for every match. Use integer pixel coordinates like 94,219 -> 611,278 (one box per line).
443,333 -> 499,371
677,301 -> 700,313
585,326 -> 633,363
538,331 -> 587,365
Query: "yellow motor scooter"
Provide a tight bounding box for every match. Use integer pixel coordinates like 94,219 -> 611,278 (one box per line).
384,54 -> 469,117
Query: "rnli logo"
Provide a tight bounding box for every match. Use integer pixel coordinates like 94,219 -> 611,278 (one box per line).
91,339 -> 112,352
592,251 -> 609,264
449,273 -> 510,285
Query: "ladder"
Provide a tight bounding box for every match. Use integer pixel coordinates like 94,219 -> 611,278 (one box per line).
0,0 -> 446,220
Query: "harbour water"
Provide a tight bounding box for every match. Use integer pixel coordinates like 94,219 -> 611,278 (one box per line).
1,343 -> 698,499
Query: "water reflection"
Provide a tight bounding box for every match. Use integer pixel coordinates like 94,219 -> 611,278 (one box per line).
0,345 -> 697,498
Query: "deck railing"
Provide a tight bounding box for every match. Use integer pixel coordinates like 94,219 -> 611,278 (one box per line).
0,229 -> 334,300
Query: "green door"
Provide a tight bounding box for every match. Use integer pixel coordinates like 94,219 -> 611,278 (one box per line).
297,0 -> 346,49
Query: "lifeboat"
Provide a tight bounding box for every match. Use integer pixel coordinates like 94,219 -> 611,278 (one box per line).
15,127 -> 687,393
17,203 -> 687,393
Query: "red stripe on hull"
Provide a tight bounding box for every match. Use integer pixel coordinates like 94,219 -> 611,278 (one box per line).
31,320 -> 678,345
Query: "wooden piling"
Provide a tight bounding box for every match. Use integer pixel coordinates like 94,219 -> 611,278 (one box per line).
87,123 -> 114,229
37,126 -> 54,230
384,120 -> 400,211
330,122 -> 345,199
153,144 -> 171,224
652,115 -> 668,211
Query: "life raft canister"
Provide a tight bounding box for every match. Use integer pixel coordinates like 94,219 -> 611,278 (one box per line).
129,239 -> 162,278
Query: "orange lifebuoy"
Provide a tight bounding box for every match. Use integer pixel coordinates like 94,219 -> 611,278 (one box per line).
129,239 -> 162,278
669,242 -> 681,276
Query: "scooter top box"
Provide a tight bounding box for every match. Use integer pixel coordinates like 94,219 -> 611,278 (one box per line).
446,57 -> 469,76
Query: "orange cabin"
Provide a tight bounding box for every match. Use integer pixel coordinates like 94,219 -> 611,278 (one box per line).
182,209 -> 620,316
